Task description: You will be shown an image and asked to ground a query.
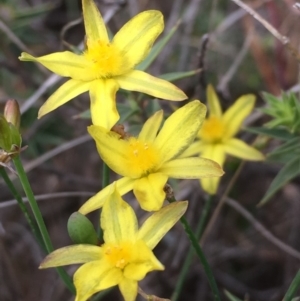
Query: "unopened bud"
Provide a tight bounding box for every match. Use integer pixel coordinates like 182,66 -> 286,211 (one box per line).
4,99 -> 20,129
67,212 -> 98,245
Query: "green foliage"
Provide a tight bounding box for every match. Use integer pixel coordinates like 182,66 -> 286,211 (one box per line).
248,91 -> 300,206
261,91 -> 300,134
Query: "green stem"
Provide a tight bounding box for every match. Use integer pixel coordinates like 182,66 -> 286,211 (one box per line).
12,155 -> 75,294
102,162 -> 110,188
171,195 -> 214,301
167,192 -> 220,301
0,167 -> 45,251
283,270 -> 300,301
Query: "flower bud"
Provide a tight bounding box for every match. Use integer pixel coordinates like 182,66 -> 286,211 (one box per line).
67,212 -> 98,245
4,99 -> 20,129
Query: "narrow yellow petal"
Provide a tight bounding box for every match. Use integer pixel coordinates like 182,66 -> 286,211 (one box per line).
82,0 -> 109,43
19,52 -> 94,80
138,110 -> 163,142
124,241 -> 164,280
178,140 -> 203,158
222,94 -> 256,139
200,177 -> 220,195
78,177 -> 134,215
119,279 -> 138,301
40,245 -> 101,268
159,157 -> 224,178
89,79 -> 120,129
133,173 -> 168,211
207,84 -> 222,117
88,125 -> 142,178
116,70 -> 187,100
154,100 -> 206,163
199,144 -> 226,195
113,10 -> 163,68
74,260 -> 121,301
102,184 -> 138,244
38,79 -> 90,118
138,201 -> 188,249
224,138 -> 265,161
200,143 -> 226,167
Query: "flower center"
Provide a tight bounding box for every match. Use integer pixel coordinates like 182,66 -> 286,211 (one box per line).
103,242 -> 133,269
84,40 -> 130,78
199,116 -> 225,143
127,137 -> 160,177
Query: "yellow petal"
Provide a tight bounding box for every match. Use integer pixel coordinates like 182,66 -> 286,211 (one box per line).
138,110 -> 163,143
82,0 -> 109,43
178,140 -> 202,158
207,84 -> 222,117
38,79 -> 90,118
154,100 -> 206,163
119,279 -> 138,301
74,260 -> 121,301
40,245 -> 102,268
200,143 -> 226,166
199,144 -> 226,195
102,184 -> 138,244
88,125 -> 141,178
138,201 -> 188,249
222,94 -> 255,139
113,10 -> 163,68
89,79 -> 120,129
124,241 -> 164,281
200,177 -> 220,195
19,52 -> 94,81
224,138 -> 265,161
78,177 -> 134,215
133,173 -> 168,211
159,157 -> 224,178
116,70 -> 187,100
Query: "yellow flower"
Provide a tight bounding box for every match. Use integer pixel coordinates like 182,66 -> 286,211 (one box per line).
181,85 -> 264,195
19,0 -> 187,129
79,100 -> 224,213
40,185 -> 188,301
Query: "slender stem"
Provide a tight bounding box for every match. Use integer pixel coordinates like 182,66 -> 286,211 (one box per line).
165,186 -> 221,301
102,162 -> 110,188
12,155 -> 75,294
283,270 -> 300,301
0,167 -> 45,251
97,162 -> 110,238
201,161 -> 245,245
171,195 -> 215,301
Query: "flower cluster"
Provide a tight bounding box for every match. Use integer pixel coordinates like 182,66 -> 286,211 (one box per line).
18,0 -> 264,300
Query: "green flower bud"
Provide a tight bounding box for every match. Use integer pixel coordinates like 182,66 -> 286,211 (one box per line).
0,115 -> 12,151
67,212 -> 98,245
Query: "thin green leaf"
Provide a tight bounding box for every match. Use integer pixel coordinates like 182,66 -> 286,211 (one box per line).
245,127 -> 295,140
267,138 -> 300,163
224,290 -> 243,301
283,270 -> 300,301
258,156 -> 300,206
159,69 -> 201,81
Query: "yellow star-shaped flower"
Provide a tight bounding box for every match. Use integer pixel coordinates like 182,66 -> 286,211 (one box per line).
19,0 -> 187,129
181,85 -> 265,195
79,100 -> 224,213
40,185 -> 188,301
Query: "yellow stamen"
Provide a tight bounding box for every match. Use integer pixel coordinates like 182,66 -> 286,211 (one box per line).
84,40 -> 130,78
103,242 -> 133,269
126,137 -> 160,177
199,116 -> 225,143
